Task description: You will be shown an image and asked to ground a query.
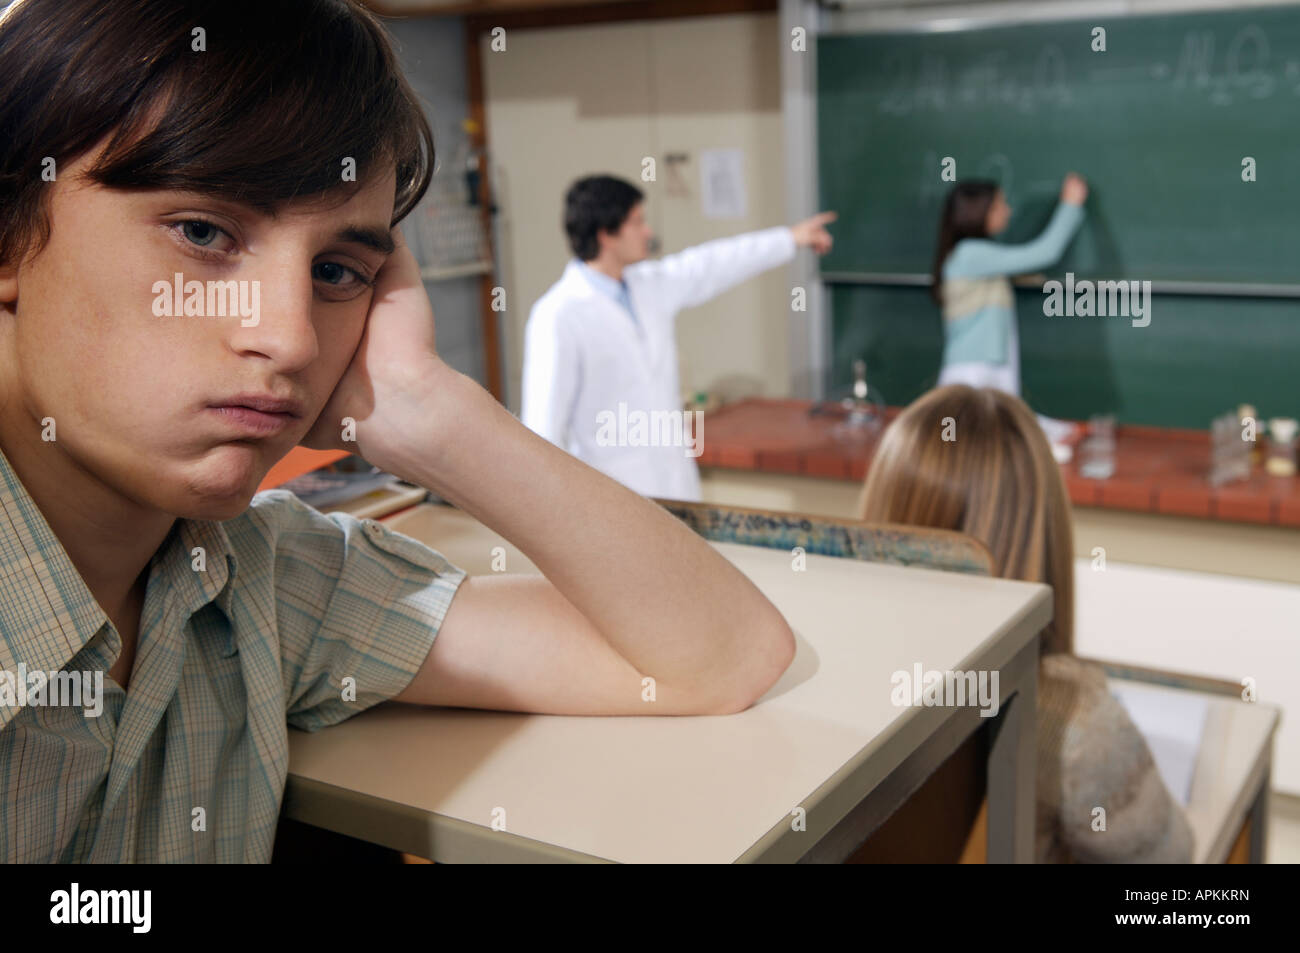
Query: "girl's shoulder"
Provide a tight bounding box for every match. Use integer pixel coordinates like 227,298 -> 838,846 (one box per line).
1038,654 -> 1114,719
1039,653 -> 1148,763
1040,651 -> 1106,687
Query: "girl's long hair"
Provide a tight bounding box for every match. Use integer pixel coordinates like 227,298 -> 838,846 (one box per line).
931,181 -> 1000,305
857,385 -> 1075,656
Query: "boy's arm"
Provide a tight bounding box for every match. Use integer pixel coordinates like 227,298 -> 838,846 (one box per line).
393,574 -> 666,715
305,229 -> 795,716
385,362 -> 795,715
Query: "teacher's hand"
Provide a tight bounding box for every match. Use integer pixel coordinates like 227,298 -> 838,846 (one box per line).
791,211 -> 837,255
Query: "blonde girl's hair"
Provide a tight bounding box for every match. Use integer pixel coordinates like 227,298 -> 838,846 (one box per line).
856,385 -> 1075,656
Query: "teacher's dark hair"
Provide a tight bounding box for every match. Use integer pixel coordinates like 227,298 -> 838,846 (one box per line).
564,175 -> 644,261
931,181 -> 1000,305
0,0 -> 434,270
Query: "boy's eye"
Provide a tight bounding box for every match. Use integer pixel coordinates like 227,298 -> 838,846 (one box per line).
168,218 -> 235,254
165,218 -> 375,298
313,262 -> 350,284
182,220 -> 221,247
311,260 -> 375,296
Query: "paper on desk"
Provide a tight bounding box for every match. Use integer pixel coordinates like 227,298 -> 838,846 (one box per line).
1110,683 -> 1208,807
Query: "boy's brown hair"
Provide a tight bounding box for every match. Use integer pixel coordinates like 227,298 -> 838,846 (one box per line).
857,384 -> 1075,656
0,0 -> 433,270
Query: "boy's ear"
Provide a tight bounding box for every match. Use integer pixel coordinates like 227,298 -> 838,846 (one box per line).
0,261 -> 16,308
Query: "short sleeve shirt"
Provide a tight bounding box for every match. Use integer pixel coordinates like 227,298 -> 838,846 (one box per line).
0,447 -> 466,862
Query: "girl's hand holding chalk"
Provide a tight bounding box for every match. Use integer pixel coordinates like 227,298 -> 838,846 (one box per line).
1061,173 -> 1088,206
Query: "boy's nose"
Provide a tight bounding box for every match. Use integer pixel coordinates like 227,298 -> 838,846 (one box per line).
229,272 -> 319,372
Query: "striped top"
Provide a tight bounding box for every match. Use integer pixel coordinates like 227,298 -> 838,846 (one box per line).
0,445 -> 466,862
940,201 -> 1085,366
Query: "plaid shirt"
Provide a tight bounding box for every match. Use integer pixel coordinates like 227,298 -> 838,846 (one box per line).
0,447 -> 465,862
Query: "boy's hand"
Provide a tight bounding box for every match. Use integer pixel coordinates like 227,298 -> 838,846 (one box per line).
299,226 -> 447,460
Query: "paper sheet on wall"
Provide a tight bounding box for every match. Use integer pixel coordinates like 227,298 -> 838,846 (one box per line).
1110,682 -> 1209,807
700,148 -> 746,220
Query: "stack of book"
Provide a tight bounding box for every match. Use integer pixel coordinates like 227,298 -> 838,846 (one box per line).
278,456 -> 429,520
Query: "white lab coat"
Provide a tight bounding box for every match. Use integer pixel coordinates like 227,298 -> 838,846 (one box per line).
521,226 -> 797,501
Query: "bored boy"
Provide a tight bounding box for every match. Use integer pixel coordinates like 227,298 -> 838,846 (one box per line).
0,0 -> 795,862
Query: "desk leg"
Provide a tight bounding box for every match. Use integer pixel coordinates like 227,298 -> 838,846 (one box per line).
1248,764 -> 1270,864
986,640 -> 1038,864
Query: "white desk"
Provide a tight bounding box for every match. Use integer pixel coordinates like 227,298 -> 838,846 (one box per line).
283,503 -> 1050,863
1104,677 -> 1279,864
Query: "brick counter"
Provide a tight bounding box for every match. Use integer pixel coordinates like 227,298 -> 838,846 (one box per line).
697,399 -> 1300,528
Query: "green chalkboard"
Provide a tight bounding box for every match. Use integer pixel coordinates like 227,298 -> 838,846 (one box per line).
817,7 -> 1300,427
818,7 -> 1300,281
830,284 -> 1298,427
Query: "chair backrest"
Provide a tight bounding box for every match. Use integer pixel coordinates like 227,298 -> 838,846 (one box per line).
1086,657 -> 1246,698
654,499 -> 994,576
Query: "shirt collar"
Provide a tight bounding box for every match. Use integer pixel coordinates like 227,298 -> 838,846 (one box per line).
159,514 -> 239,635
576,259 -> 629,301
0,443 -> 238,683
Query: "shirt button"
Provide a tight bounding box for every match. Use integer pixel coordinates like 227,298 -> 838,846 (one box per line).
364,520 -> 384,538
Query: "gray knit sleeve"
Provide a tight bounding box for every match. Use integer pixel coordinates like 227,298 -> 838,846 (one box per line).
1038,655 -> 1195,864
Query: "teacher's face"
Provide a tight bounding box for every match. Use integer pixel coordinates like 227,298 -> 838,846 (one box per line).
605,202 -> 653,265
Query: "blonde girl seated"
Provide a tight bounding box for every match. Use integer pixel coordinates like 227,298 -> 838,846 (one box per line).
857,384 -> 1192,863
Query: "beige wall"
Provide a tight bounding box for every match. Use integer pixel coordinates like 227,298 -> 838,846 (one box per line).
482,13 -> 789,414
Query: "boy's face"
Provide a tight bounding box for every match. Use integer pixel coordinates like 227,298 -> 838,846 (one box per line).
0,139 -> 398,521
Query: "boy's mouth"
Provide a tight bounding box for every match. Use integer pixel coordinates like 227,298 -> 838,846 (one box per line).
207,393 -> 304,437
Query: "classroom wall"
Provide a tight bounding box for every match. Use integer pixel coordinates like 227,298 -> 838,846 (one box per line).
386,15 -> 489,388
482,13 -> 791,415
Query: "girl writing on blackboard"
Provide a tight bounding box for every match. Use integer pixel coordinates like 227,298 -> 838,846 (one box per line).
932,174 -> 1087,449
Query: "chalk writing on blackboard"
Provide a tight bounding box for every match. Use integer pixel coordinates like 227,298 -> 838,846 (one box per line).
876,23 -> 1291,114
880,45 -> 1070,115
1170,25 -> 1274,104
